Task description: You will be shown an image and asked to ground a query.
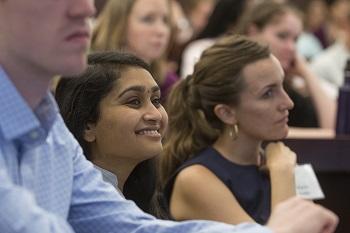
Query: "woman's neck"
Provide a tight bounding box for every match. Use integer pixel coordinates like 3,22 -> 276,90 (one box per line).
213,133 -> 262,166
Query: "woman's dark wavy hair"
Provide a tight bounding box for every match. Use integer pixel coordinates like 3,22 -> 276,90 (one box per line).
56,51 -> 159,214
55,51 -> 151,161
196,0 -> 247,39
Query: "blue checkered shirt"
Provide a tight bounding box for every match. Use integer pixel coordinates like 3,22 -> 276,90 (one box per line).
0,66 -> 271,233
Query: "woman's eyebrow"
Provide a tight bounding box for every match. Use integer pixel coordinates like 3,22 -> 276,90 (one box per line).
151,86 -> 160,93
118,85 -> 160,97
118,86 -> 145,97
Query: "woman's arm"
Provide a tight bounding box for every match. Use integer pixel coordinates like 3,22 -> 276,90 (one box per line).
291,55 -> 337,129
170,164 -> 254,224
265,142 -> 296,211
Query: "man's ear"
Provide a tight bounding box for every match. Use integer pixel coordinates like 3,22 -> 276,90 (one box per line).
213,104 -> 237,125
83,123 -> 96,142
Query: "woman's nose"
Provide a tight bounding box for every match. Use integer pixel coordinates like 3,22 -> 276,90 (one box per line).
279,89 -> 294,111
143,103 -> 162,122
155,19 -> 170,37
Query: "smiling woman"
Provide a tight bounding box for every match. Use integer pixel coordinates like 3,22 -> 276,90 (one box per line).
55,51 -> 168,214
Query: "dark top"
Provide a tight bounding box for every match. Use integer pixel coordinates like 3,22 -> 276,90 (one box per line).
285,84 -> 319,128
164,147 -> 271,224
123,159 -> 157,215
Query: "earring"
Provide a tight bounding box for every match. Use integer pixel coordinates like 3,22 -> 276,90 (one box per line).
229,124 -> 239,140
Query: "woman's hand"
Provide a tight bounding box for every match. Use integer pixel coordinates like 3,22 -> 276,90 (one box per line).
265,142 -> 297,209
267,197 -> 338,233
265,142 -> 296,171
286,54 -> 309,78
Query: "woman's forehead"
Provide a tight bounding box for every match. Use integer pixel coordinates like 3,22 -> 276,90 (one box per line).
114,68 -> 158,92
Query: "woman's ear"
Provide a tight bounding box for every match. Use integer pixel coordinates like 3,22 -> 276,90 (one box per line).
213,104 -> 237,125
247,24 -> 259,36
83,123 -> 97,142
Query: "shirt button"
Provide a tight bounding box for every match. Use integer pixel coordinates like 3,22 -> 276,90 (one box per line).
29,130 -> 39,140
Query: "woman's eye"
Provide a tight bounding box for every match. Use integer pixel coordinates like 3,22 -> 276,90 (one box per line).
262,90 -> 273,98
127,98 -> 141,106
276,32 -> 288,40
152,97 -> 161,107
141,15 -> 155,23
163,16 -> 170,25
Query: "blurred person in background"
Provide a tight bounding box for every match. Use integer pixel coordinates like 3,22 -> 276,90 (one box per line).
236,1 -> 336,129
311,1 -> 350,99
180,0 -> 254,78
324,0 -> 350,44
92,0 -> 178,103
294,0 -> 327,60
167,0 -> 216,74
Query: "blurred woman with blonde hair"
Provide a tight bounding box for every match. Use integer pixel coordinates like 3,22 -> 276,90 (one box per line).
92,0 -> 178,102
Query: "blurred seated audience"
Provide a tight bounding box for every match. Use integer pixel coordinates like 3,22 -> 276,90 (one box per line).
236,1 -> 336,129
91,0 -> 178,103
311,1 -> 350,99
180,0 -> 253,78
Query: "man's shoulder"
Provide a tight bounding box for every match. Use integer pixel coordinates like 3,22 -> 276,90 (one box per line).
49,113 -> 78,150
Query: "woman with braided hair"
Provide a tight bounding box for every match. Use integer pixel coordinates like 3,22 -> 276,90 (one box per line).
157,35 -> 297,224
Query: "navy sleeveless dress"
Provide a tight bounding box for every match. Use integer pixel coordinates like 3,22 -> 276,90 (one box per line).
164,147 -> 271,224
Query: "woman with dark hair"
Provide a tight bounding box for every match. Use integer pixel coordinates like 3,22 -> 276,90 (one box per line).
55,51 -> 168,214
195,0 -> 246,40
158,35 -> 297,224
180,0 -> 253,78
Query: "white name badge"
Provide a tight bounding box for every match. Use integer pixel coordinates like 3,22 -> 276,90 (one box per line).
295,164 -> 325,200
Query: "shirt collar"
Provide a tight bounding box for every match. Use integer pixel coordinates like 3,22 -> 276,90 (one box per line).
0,66 -> 59,143
93,165 -> 124,197
94,165 -> 119,188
